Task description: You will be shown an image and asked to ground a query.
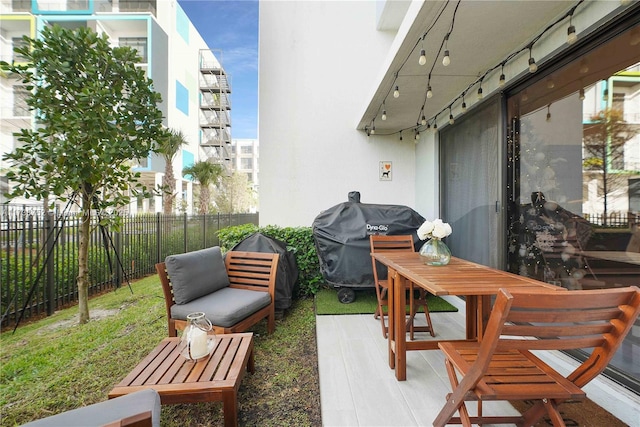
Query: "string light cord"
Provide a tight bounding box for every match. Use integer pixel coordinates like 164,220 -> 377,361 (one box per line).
418,0 -> 584,133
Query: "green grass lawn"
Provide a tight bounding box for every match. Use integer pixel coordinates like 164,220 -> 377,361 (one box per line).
1,276 -> 320,426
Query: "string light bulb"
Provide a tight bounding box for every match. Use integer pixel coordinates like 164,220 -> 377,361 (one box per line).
421,115 -> 427,126
528,48 -> 537,73
579,59 -> 589,74
499,64 -> 506,87
547,78 -> 555,89
567,24 -> 577,45
399,130 -> 403,141
477,85 -> 483,100
449,108 -> 454,125
418,49 -> 427,66
461,100 -> 467,113
393,85 -> 400,98
546,104 -> 551,122
427,85 -> 433,99
415,130 -> 420,141
579,87 -> 585,100
381,109 -> 387,121
442,34 -> 450,66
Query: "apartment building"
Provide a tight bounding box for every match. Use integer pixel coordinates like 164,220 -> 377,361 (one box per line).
229,138 -> 259,213
0,0 -> 231,213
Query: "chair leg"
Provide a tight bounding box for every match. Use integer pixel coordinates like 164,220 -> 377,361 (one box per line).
376,287 -> 389,338
433,359 -> 472,427
409,284 -> 416,340
543,399 -> 566,427
421,290 -> 436,337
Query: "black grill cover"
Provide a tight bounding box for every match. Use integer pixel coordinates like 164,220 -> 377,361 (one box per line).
230,232 -> 299,310
312,199 -> 425,288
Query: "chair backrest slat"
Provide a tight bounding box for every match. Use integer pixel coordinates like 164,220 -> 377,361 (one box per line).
226,251 -> 279,293
370,235 -> 416,281
486,286 -> 640,387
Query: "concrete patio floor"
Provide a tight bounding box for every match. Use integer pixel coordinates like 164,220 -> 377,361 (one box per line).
316,295 -> 640,427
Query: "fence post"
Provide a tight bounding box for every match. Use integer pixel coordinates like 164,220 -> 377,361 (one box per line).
45,212 -> 55,315
183,213 -> 188,253
156,212 -> 161,264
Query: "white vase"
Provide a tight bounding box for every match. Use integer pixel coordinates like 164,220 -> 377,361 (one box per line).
419,238 -> 451,266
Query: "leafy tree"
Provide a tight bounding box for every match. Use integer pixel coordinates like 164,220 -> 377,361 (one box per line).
183,161 -> 224,214
157,129 -> 187,214
214,171 -> 257,213
583,108 -> 638,225
1,25 -> 165,324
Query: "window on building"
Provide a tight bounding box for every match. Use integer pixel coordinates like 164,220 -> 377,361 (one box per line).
13,86 -> 29,116
119,37 -> 148,63
241,145 -> 253,154
241,158 -> 253,170
12,0 -> 30,12
11,37 -> 29,62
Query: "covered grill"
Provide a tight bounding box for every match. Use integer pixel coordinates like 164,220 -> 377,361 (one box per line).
312,192 -> 425,302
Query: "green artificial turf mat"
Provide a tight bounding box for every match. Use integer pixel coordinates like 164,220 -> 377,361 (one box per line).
314,287 -> 458,315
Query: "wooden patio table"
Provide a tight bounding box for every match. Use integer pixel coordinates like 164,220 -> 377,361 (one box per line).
371,253 -> 564,381
108,333 -> 254,427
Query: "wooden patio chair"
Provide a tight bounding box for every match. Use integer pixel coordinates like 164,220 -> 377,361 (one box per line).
156,249 -> 279,336
370,234 -> 435,340
432,286 -> 640,427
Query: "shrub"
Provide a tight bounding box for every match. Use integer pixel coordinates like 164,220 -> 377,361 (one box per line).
218,225 -> 324,297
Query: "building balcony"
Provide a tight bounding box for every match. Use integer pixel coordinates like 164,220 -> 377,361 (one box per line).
200,133 -> 231,147
199,76 -> 230,92
200,97 -> 231,110
94,0 -> 156,14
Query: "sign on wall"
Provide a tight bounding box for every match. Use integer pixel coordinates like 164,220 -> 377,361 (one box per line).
379,161 -> 392,181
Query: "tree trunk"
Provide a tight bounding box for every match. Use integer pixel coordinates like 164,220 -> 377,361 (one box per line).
77,190 -> 92,324
163,158 -> 175,214
200,185 -> 210,214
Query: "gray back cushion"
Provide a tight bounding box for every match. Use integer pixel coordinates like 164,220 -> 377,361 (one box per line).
165,246 -> 230,304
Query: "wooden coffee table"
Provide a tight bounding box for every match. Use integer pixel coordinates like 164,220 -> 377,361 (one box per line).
108,333 -> 254,427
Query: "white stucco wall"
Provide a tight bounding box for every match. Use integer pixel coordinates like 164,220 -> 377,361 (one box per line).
258,1 -> 422,227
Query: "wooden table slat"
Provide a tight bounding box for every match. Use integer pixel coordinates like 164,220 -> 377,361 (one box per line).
202,335 -> 233,380
214,336 -> 243,381
126,340 -> 176,386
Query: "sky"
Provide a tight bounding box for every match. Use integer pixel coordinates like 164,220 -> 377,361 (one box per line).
178,0 -> 259,140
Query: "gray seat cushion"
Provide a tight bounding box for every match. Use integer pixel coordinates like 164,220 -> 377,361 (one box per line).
20,389 -> 161,427
165,246 -> 230,304
171,287 -> 271,328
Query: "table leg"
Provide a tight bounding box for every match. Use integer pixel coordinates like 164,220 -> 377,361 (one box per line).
247,348 -> 255,373
223,391 -> 238,427
388,269 -> 395,370
394,272 -> 407,381
466,296 -> 478,340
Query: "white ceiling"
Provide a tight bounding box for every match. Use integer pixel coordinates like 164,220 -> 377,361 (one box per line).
358,0 -> 574,135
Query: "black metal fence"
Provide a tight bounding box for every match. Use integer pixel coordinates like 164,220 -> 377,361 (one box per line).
0,205 -> 258,328
583,212 -> 639,227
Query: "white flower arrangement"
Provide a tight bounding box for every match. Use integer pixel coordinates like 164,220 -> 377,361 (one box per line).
417,218 -> 452,240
